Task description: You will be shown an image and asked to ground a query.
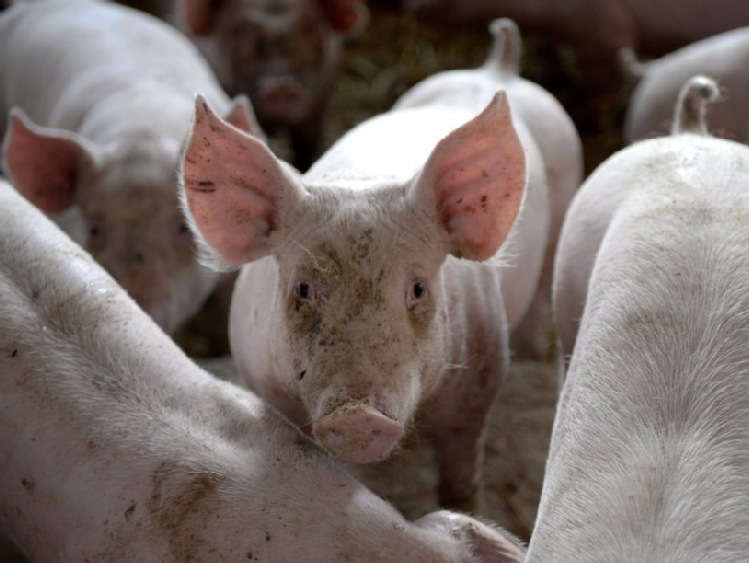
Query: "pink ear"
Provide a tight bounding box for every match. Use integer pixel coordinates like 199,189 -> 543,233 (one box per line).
317,0 -> 369,35
2,108 -> 88,213
224,94 -> 267,142
417,92 -> 526,261
181,95 -> 300,265
182,0 -> 222,35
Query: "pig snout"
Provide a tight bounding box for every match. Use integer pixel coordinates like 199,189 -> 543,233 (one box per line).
312,404 -> 404,464
256,76 -> 308,122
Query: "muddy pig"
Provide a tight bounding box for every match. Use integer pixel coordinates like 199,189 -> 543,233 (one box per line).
180,63 -> 537,511
0,0 -> 258,334
176,0 -> 368,170
0,177 -> 526,563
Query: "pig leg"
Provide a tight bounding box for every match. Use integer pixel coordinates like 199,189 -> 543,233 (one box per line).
423,358 -> 504,514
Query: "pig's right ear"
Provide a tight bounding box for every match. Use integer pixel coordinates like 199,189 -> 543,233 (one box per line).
411,92 -> 526,262
180,95 -> 304,267
182,0 -> 222,36
2,108 -> 93,213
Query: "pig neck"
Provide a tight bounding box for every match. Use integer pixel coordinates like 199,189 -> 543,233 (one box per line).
529,141 -> 749,562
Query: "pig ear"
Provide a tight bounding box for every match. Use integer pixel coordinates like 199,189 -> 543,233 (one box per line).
412,92 -> 526,261
182,0 -> 222,36
224,94 -> 267,142
181,94 -> 304,267
318,0 -> 369,35
2,108 -> 93,213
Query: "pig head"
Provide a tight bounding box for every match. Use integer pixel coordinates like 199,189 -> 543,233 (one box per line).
178,0 -> 368,170
1,101 -> 256,335
180,92 -> 526,509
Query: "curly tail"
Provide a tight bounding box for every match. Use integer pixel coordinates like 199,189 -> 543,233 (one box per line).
671,75 -> 721,136
485,18 -> 521,77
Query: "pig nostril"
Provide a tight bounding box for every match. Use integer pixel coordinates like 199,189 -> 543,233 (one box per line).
298,370 -> 306,380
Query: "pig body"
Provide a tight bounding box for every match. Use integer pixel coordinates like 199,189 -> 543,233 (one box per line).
0,179 -> 526,563
181,44 -> 537,509
624,27 -> 749,145
534,77 -> 749,561
0,0 -> 254,334
406,0 -> 749,83
395,18 -> 581,358
175,0 -> 368,170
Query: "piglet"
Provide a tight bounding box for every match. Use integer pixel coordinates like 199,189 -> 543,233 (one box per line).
537,76 -> 749,560
180,63 -> 533,510
624,27 -> 749,145
0,177 -> 526,563
175,0 -> 368,170
0,0 -> 258,335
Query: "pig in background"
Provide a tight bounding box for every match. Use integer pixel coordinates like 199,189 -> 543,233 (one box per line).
0,0 -> 257,336
0,178 -> 527,563
404,0 -> 749,90
394,18 -> 582,359
175,0 -> 369,171
536,76 -> 749,561
623,27 -> 749,145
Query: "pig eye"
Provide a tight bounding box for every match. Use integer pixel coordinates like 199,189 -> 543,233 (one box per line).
409,280 -> 427,302
297,281 -> 314,301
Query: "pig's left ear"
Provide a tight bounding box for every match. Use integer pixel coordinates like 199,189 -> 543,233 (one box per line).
318,0 -> 369,36
224,94 -> 267,142
180,95 -> 304,268
411,92 -> 526,261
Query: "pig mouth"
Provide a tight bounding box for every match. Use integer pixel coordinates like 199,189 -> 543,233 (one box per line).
256,77 -> 310,123
312,403 -> 404,464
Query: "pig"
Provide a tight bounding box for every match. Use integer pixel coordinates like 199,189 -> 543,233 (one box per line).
0,0 -> 259,335
406,0 -> 749,87
394,18 -> 582,358
532,76 -> 749,561
175,0 -> 369,171
179,41 -> 542,510
624,27 -> 749,145
0,178 -> 527,563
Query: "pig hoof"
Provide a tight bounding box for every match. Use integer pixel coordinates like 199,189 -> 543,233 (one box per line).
312,407 -> 403,464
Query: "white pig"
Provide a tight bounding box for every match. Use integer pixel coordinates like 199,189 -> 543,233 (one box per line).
395,18 -> 582,358
180,56 -> 538,510
533,76 -> 749,561
0,178 -> 527,562
0,0 -> 258,334
623,27 -> 749,145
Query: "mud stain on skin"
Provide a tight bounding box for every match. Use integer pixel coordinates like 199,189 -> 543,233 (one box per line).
148,461 -> 227,561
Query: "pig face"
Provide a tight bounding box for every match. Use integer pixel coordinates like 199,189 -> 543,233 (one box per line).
184,0 -> 367,128
266,186 -> 451,462
217,0 -> 333,125
181,94 -> 526,464
1,110 -> 218,334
